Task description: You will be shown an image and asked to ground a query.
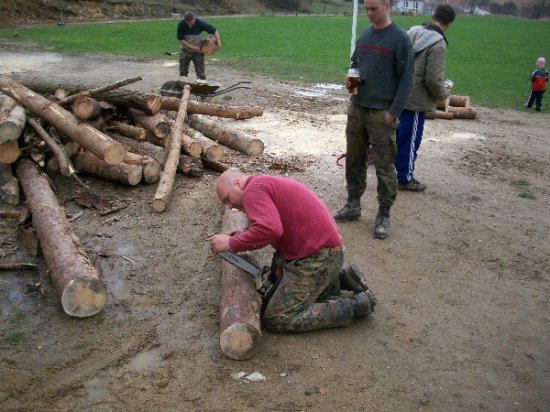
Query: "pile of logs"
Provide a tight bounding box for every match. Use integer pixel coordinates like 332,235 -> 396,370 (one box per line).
0,74 -> 265,318
427,94 -> 477,120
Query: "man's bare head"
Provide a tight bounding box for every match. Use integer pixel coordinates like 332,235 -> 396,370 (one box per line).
216,168 -> 247,211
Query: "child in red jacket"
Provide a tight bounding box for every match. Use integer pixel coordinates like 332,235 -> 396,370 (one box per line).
525,57 -> 549,112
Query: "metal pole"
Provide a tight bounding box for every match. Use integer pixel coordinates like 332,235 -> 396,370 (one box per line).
350,0 -> 359,59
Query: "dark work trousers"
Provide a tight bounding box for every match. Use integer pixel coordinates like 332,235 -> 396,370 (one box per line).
179,49 -> 206,80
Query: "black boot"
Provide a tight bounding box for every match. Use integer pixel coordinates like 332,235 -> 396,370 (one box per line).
339,264 -> 368,293
374,207 -> 390,239
333,196 -> 361,222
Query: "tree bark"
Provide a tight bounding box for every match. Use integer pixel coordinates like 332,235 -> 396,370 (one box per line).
153,85 -> 191,213
200,157 -> 229,173
15,77 -> 160,115
128,109 -> 170,138
425,110 -> 454,120
56,75 -> 144,107
107,120 -> 146,141
72,96 -> 101,120
449,95 -> 470,107
107,132 -> 203,177
15,158 -> 108,317
0,140 -> 21,164
160,97 -> 264,120
0,162 -> 19,205
448,106 -> 477,119
0,77 -> 126,165
73,151 -> 143,186
188,115 -> 264,156
0,97 -> 26,144
188,128 -> 224,161
219,207 -> 262,360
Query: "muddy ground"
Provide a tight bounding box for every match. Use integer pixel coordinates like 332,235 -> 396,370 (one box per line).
0,48 -> 549,412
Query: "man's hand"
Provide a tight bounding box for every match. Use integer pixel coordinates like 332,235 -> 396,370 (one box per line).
209,233 -> 231,253
344,76 -> 351,92
385,112 -> 395,125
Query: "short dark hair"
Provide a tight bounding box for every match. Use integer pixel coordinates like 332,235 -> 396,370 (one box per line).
433,4 -> 455,24
184,11 -> 195,21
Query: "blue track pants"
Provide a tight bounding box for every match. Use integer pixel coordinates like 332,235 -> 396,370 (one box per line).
395,109 -> 425,185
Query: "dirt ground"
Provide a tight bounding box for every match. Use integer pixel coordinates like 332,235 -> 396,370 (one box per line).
0,47 -> 549,412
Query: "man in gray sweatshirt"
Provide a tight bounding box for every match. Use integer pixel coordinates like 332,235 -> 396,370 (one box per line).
395,4 -> 455,192
334,0 -> 414,240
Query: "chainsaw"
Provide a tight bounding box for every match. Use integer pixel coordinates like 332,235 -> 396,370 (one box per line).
219,252 -> 282,302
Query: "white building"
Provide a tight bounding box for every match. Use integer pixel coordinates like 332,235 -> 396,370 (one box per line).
395,0 -> 425,14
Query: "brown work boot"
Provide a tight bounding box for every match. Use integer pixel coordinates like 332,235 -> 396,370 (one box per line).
339,264 -> 368,293
398,178 -> 426,192
333,197 -> 361,222
352,290 -> 377,318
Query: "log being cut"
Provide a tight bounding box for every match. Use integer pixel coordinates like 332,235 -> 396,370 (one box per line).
15,158 -> 108,318
219,207 -> 262,360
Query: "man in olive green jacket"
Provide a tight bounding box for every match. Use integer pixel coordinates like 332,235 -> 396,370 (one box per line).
395,4 -> 456,191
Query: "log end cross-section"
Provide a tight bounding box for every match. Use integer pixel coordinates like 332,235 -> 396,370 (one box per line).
61,277 -> 108,318
219,322 -> 262,361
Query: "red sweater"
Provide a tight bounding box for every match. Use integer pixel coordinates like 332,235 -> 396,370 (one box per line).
228,176 -> 342,261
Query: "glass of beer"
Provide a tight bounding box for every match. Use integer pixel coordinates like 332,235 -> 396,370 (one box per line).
348,68 -> 361,94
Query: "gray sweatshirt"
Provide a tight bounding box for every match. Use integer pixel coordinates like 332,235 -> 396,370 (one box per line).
350,22 -> 414,118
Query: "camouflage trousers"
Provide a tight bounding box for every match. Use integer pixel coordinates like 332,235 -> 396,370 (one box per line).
263,246 -> 355,333
179,49 -> 206,80
345,102 -> 398,209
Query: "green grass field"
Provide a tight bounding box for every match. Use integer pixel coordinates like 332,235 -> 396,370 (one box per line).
1,15 -> 549,109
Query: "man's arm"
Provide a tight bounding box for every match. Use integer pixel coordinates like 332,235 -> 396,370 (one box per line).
179,38 -> 202,53
424,42 -> 449,102
213,30 -> 221,50
388,34 -> 415,121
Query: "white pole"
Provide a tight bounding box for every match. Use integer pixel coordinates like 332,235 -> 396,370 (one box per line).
350,0 -> 359,59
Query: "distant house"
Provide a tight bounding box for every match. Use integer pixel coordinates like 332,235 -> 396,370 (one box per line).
395,0 -> 425,14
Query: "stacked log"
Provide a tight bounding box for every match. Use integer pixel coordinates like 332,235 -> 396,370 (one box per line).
427,93 -> 477,121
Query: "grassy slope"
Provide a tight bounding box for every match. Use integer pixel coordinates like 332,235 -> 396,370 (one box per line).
1,15 -> 549,109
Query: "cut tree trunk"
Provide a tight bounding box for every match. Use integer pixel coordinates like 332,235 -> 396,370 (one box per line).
0,140 -> 22,164
153,85 -> 191,213
56,75 -> 144,107
448,106 -> 477,120
122,151 -> 161,184
160,97 -> 264,120
449,95 -> 470,107
107,120 -> 146,141
0,97 -> 26,144
188,128 -> 224,161
73,151 -> 143,186
425,110 -> 454,120
436,98 -> 450,112
188,115 -> 264,156
16,77 -> 160,115
72,96 -> 101,120
219,207 -> 262,360
0,77 -> 126,165
201,157 -> 229,173
107,132 -> 203,177
128,109 -> 170,138
0,162 -> 19,205
15,158 -> 108,317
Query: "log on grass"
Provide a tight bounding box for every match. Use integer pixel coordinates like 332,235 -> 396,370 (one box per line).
0,97 -> 26,144
16,158 -> 108,317
153,85 -> 191,213
0,140 -> 22,164
448,106 -> 477,120
219,207 -> 262,360
449,95 -> 470,108
72,96 -> 101,120
73,151 -> 142,186
128,109 -> 170,138
425,110 -> 454,120
0,77 -> 126,165
188,115 -> 264,156
0,162 -> 19,205
107,120 -> 146,141
160,97 -> 264,120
